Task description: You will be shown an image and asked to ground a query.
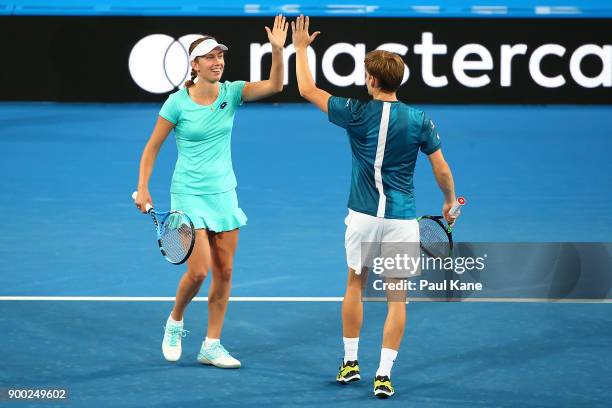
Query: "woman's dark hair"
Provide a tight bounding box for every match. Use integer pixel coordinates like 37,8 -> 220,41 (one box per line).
184,35 -> 216,88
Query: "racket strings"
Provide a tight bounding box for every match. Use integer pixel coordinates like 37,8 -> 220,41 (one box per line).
160,213 -> 194,264
419,218 -> 451,258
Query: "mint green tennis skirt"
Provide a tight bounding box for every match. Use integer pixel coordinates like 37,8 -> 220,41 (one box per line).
170,190 -> 247,232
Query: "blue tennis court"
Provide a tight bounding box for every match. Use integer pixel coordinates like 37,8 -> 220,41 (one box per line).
1,102 -> 611,406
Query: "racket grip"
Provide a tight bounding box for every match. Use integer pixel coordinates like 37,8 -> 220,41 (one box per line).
132,191 -> 152,212
449,196 -> 466,216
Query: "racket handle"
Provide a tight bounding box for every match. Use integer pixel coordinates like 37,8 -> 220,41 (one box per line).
132,191 -> 152,212
449,196 -> 466,216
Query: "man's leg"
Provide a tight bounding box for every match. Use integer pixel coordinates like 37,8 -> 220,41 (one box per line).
381,290 -> 406,351
342,267 -> 364,340
337,267 -> 364,383
374,280 -> 407,398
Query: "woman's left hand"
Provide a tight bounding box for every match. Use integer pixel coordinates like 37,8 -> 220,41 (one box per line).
265,14 -> 289,50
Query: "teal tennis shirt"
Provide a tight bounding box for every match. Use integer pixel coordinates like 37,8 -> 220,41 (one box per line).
328,97 -> 441,220
159,81 -> 246,194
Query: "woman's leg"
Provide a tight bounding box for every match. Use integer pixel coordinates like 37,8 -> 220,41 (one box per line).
206,228 -> 239,339
171,229 -> 211,321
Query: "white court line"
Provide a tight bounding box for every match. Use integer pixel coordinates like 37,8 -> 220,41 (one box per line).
0,296 -> 610,303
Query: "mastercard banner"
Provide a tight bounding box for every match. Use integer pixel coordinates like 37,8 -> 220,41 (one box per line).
1,16 -> 611,103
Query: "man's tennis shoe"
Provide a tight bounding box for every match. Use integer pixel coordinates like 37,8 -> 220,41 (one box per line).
336,360 -> 361,383
374,375 -> 395,398
197,342 -> 241,368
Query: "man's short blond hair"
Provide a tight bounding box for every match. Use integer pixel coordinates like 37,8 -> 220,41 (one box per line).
364,50 -> 404,92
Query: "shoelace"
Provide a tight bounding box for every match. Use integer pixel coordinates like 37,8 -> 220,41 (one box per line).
163,325 -> 189,347
204,342 -> 230,359
341,364 -> 358,376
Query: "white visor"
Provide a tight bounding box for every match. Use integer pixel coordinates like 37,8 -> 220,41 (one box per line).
189,38 -> 228,61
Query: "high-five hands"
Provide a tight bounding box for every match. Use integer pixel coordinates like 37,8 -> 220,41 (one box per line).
265,14 -> 289,49
291,15 -> 321,50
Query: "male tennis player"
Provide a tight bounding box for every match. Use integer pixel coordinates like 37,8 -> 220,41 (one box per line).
291,16 -> 458,398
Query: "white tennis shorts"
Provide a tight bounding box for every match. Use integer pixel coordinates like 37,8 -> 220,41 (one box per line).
344,209 -> 420,275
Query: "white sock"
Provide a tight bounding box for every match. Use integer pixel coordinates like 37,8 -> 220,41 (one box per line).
204,337 -> 220,347
167,314 -> 183,327
376,348 -> 398,378
343,337 -> 359,363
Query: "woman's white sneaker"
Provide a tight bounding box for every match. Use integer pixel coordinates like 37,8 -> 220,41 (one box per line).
162,320 -> 188,362
197,342 -> 241,368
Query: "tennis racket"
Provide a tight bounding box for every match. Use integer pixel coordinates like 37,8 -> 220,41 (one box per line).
132,192 -> 196,265
418,197 -> 466,258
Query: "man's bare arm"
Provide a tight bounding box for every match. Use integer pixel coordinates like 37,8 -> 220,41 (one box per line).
427,149 -> 458,222
292,15 -> 331,112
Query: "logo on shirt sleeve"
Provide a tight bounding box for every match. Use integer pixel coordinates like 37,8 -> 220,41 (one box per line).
220,102 -> 228,109
429,120 -> 440,140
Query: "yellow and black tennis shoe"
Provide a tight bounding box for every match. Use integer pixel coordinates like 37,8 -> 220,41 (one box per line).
373,375 -> 395,398
336,360 -> 360,383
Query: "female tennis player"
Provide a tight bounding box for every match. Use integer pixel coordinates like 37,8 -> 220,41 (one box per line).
134,15 -> 288,368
